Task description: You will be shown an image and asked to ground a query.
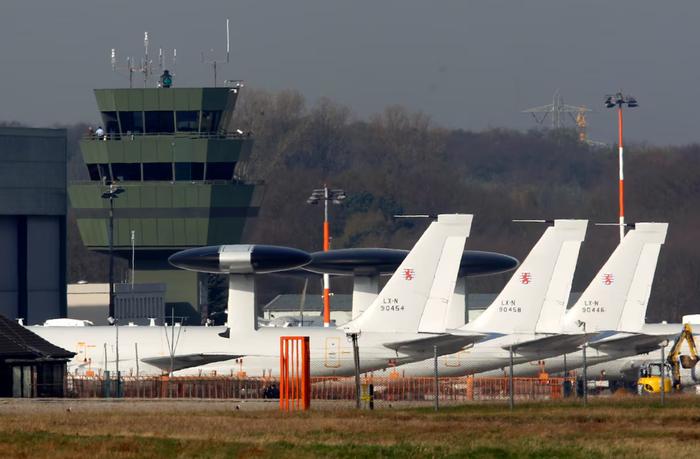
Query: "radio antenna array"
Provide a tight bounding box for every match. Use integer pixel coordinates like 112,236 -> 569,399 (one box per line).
111,32 -> 176,88
201,18 -> 231,87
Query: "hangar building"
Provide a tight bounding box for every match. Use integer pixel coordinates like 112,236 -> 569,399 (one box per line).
0,127 -> 67,324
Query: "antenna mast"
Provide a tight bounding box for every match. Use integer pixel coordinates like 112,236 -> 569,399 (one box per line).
201,18 -> 231,87
111,32 -> 175,88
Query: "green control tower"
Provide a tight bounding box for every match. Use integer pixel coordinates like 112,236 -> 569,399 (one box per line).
69,83 -> 263,320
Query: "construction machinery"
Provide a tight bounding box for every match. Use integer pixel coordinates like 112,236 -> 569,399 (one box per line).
637,324 -> 698,394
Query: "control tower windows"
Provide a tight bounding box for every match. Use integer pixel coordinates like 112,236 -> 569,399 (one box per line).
111,163 -> 141,181
201,111 -> 222,134
205,162 -> 235,181
176,111 -> 199,132
101,112 -> 120,136
143,163 -> 173,181
175,162 -> 204,181
87,163 -> 111,182
118,111 -> 144,135
145,111 -> 175,134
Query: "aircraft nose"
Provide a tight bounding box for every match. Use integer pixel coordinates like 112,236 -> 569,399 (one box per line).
168,246 -> 221,272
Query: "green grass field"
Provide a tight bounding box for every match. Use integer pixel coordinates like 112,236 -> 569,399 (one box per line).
0,396 -> 698,458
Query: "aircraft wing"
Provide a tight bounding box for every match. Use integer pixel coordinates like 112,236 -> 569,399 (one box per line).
140,354 -> 244,372
588,333 -> 675,355
502,333 -> 597,355
383,332 -> 484,356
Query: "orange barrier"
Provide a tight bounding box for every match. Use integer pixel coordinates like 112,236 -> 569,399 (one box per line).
279,336 -> 310,411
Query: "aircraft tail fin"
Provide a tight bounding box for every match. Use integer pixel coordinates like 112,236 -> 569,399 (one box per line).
341,214 -> 472,334
463,220 -> 587,334
564,222 -> 668,333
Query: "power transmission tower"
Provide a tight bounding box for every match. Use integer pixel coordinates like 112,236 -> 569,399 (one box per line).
523,90 -> 591,130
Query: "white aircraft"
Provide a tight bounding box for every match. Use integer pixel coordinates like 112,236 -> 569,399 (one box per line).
184,219 -> 590,377
375,219 -> 588,377
476,222 -> 672,378
31,214 -> 484,377
386,222 -> 670,377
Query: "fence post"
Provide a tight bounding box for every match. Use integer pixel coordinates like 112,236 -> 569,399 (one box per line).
660,342 -> 666,406
351,333 -> 361,409
433,344 -> 439,412
509,345 -> 514,410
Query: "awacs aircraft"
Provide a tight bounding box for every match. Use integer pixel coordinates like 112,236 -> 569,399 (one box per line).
31,214 -> 486,377
382,219 -> 588,377
389,222 -> 670,377
476,222 -> 672,378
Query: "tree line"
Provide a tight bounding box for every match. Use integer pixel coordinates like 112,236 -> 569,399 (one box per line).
61,89 -> 700,322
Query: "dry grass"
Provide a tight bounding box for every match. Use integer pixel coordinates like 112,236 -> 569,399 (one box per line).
0,397 -> 698,458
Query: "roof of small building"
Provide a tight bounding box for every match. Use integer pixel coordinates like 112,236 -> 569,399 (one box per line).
264,294 -> 353,312
0,315 -> 74,360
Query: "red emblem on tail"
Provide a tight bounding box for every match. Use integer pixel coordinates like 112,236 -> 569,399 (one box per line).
403,268 -> 415,281
519,272 -> 532,284
602,273 -> 614,285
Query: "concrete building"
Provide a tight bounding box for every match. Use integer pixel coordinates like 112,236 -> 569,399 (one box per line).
0,127 -> 67,324
67,282 -> 165,325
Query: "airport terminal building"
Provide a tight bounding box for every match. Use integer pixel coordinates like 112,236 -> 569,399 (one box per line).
0,127 -> 67,324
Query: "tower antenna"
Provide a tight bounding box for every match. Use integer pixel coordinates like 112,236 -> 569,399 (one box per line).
201,18 -> 231,87
111,32 -> 175,88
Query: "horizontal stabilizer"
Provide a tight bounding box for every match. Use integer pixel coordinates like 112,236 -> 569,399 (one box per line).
383,333 -> 484,356
589,333 -> 674,355
503,333 -> 595,355
141,354 -> 243,372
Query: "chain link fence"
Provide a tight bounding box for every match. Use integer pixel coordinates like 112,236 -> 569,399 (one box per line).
67,373 -> 574,407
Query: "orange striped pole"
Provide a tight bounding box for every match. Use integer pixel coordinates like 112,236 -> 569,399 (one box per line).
618,106 -> 625,242
322,186 -> 331,327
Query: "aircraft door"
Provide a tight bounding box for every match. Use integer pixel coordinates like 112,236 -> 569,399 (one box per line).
324,337 -> 341,368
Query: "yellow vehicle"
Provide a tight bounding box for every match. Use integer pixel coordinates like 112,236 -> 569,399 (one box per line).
637,363 -> 672,394
637,324 -> 698,394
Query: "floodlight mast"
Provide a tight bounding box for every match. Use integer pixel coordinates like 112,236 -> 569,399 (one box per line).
101,184 -> 125,320
307,186 -> 346,327
605,91 -> 638,242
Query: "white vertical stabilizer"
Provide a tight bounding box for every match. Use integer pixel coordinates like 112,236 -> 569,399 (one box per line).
444,277 -> 468,329
341,214 -> 472,334
417,236 -> 468,333
462,220 -> 587,334
534,239 -> 583,333
563,222 -> 668,333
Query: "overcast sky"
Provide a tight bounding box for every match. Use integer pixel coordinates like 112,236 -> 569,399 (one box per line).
1,1 -> 698,145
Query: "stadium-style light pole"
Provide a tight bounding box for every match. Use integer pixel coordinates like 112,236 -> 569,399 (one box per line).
101,183 -> 125,321
307,186 -> 346,327
605,92 -> 638,242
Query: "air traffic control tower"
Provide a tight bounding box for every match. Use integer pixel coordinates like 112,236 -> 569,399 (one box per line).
69,84 -> 263,321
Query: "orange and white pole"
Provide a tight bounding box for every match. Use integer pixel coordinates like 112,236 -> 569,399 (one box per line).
618,106 -> 625,242
322,186 -> 331,327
